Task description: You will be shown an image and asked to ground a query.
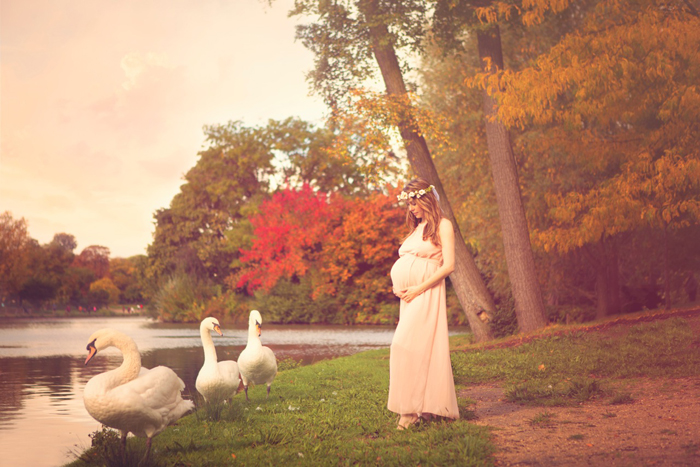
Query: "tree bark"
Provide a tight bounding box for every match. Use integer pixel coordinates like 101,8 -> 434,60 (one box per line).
476,26 -> 548,333
361,0 -> 494,341
662,224 -> 671,309
591,236 -> 621,319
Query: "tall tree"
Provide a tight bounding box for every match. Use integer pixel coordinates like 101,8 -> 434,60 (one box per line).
147,121 -> 275,291
74,245 -> 111,279
0,212 -> 33,301
50,233 -> 78,253
265,117 -> 398,194
431,0 -> 561,332
482,0 -> 700,315
476,25 -> 548,331
292,0 -> 496,341
110,256 -> 146,303
146,117 -> 400,321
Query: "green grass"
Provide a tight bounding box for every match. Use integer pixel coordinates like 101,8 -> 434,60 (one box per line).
529,410 -> 557,426
451,317 -> 700,405
68,349 -> 493,466
609,393 -> 634,405
67,316 -> 700,466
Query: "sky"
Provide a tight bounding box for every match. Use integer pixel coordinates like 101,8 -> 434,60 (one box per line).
1,0 -> 328,258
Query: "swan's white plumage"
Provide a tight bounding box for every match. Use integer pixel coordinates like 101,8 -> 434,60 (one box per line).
195,317 -> 240,403
83,329 -> 194,442
237,309 -> 277,400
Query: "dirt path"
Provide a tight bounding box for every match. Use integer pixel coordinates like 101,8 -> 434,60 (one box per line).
461,378 -> 700,466
457,309 -> 700,466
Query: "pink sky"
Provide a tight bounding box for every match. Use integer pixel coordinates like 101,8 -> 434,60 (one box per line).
1,0 -> 326,258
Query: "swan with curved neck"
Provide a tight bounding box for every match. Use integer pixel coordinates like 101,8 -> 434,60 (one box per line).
195,317 -> 240,403
83,328 -> 194,465
237,309 -> 277,401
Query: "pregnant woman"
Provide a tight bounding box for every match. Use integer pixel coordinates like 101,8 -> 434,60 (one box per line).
389,178 -> 460,429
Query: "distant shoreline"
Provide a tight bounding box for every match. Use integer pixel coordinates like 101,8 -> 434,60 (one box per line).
0,305 -> 146,320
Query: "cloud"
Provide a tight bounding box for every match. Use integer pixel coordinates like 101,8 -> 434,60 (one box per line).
1,0 -> 327,257
120,51 -> 172,90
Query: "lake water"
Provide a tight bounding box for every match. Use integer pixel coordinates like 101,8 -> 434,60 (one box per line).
0,316 -> 468,466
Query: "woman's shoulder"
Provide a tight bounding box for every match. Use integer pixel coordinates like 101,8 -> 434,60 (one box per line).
438,217 -> 453,229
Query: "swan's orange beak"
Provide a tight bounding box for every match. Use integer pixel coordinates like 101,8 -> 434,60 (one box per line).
256,321 -> 261,337
213,323 -> 223,336
85,340 -> 97,365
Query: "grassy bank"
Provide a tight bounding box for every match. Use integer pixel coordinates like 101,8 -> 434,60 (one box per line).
68,314 -> 700,466
452,315 -> 700,406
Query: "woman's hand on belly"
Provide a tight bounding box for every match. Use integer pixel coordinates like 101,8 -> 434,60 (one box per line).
393,287 -> 406,301
397,285 -> 425,303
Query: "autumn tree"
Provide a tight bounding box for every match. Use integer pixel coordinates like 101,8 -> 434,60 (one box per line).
0,212 -> 33,301
317,188 -> 405,323
485,0 -> 700,315
265,117 -> 399,194
89,277 -> 120,305
146,120 -> 275,296
236,183 -> 335,292
291,0 -> 496,341
109,256 -> 146,303
146,117 -> 400,321
73,245 -> 110,279
58,266 -> 96,305
429,0 -> 593,332
51,233 -> 78,253
237,184 -> 404,323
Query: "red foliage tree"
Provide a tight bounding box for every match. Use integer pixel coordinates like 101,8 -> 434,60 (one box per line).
236,183 -> 338,292
235,184 -> 404,322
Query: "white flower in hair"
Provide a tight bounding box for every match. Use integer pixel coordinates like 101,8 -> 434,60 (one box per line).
397,184 -> 436,202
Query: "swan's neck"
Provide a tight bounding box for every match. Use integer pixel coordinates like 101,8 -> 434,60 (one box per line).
246,328 -> 262,348
200,326 -> 218,363
114,337 -> 141,385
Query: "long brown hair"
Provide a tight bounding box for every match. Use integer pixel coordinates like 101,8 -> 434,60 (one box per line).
402,178 -> 444,246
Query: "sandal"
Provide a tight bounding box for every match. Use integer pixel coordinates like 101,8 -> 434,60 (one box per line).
397,414 -> 419,430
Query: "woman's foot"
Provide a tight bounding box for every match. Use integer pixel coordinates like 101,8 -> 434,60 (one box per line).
397,414 -> 419,430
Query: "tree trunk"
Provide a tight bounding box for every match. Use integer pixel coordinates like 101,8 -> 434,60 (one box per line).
662,224 -> 671,309
592,236 -> 621,319
476,26 -> 548,333
361,0 -> 494,341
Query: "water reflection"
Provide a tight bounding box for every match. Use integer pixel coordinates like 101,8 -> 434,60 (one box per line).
0,316 -> 467,466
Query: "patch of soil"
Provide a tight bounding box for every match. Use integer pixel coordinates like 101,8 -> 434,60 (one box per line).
462,378 -> 700,466
459,312 -> 700,466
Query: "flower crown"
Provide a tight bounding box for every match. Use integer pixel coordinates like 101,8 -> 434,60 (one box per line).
397,185 -> 435,201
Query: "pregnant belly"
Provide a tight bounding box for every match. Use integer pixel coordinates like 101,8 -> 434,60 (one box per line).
391,254 -> 436,291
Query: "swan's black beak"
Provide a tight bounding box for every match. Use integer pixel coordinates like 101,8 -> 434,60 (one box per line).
213,323 -> 223,337
85,339 -> 97,365
256,320 -> 261,337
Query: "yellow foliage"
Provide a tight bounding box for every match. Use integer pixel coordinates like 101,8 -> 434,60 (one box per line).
89,278 -> 120,304
464,0 -> 700,254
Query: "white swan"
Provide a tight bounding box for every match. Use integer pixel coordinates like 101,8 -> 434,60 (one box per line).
83,328 -> 194,464
237,309 -> 277,401
195,317 -> 240,403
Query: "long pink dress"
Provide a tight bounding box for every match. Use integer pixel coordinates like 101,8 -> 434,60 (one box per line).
388,222 -> 460,419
